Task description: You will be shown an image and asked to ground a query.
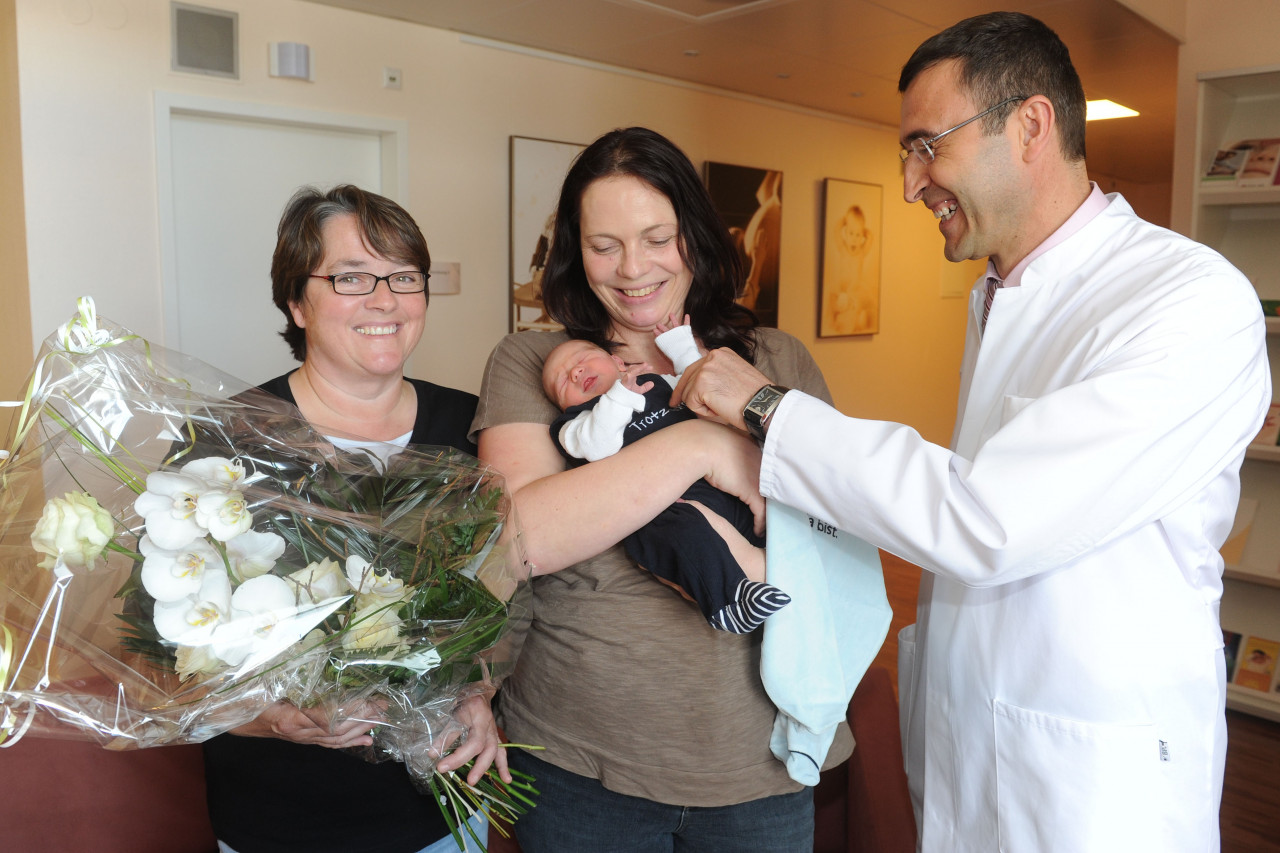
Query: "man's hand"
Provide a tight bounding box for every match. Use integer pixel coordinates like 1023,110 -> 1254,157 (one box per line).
671,347 -> 773,429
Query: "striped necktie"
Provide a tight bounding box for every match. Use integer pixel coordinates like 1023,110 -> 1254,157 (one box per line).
981,276 -> 1002,335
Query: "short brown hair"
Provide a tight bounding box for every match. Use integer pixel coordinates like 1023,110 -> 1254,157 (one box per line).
898,12 -> 1087,162
271,185 -> 430,361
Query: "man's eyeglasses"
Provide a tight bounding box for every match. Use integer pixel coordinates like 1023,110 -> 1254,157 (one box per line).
899,96 -> 1028,165
310,271 -> 429,295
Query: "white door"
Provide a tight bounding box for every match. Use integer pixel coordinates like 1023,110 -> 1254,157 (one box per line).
157,94 -> 406,385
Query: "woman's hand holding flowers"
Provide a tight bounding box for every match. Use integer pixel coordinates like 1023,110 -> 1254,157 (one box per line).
230,699 -> 379,749
435,693 -> 510,787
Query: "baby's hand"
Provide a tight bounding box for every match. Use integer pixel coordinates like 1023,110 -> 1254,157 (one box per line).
621,361 -> 655,395
655,313 -> 691,336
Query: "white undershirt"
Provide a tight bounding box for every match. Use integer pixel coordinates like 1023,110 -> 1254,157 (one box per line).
326,430 -> 413,470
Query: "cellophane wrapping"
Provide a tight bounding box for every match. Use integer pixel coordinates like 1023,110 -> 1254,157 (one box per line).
0,300 -> 530,793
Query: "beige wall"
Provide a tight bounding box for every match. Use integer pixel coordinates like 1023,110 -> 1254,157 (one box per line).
1171,0 -> 1280,235
1090,171 -> 1172,228
1117,0 -> 1186,42
1,0 -> 32,445
11,0 -> 976,444
1095,0 -> 1182,229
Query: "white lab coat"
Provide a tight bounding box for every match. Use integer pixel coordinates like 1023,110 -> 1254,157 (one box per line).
758,194 -> 1270,852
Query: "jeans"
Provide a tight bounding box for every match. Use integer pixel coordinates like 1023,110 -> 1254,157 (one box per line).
509,749 -> 813,853
216,812 -> 487,853
420,813 -> 489,853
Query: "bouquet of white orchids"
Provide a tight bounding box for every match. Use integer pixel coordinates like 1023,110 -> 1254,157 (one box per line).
0,299 -> 534,844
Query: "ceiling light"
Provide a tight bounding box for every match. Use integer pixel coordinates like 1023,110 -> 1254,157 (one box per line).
1086,99 -> 1139,121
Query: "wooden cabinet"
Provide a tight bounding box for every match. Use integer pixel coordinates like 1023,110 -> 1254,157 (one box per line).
1193,65 -> 1280,722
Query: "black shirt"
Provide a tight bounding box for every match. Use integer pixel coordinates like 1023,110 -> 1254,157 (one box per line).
203,372 -> 479,853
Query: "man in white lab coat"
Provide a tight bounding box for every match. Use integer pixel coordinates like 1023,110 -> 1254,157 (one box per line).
674,11 -> 1271,852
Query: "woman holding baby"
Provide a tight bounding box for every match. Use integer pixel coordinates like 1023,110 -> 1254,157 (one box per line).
472,126 -> 844,851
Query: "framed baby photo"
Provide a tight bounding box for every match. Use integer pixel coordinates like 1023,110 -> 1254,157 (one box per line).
818,178 -> 882,337
509,135 -> 585,333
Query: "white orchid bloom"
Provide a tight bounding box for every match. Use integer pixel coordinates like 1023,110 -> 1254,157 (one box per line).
181,456 -> 264,489
212,575 -> 346,669
224,530 -> 286,580
345,554 -> 406,601
151,567 -> 233,645
230,574 -> 297,616
134,471 -> 207,549
209,575 -> 297,666
139,536 -> 222,602
195,488 -> 253,542
286,557 -> 350,605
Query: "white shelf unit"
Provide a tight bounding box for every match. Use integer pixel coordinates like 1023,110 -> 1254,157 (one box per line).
1225,682 -> 1280,723
1194,66 -> 1280,720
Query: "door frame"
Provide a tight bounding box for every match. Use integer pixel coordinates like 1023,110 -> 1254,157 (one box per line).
153,92 -> 409,349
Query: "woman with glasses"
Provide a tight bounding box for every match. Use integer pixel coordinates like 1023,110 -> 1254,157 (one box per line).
202,184 -> 504,853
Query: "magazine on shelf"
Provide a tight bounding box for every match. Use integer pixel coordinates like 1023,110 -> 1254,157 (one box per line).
1204,143 -> 1252,182
1237,138 -> 1280,186
1224,630 -> 1243,683
1220,498 -> 1258,567
1252,402 -> 1280,448
1201,138 -> 1280,186
1233,635 -> 1280,692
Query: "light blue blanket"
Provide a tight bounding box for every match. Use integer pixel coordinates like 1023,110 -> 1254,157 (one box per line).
760,500 -> 892,785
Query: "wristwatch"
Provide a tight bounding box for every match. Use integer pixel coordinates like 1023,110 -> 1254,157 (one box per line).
742,384 -> 790,443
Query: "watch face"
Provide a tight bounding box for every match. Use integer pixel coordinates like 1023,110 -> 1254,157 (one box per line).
753,387 -> 783,413
744,386 -> 785,435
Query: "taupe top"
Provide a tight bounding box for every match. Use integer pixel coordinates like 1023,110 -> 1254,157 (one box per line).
471,327 -> 853,805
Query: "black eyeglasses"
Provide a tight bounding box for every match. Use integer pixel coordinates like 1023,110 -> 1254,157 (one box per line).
309,271 -> 429,295
899,96 -> 1028,165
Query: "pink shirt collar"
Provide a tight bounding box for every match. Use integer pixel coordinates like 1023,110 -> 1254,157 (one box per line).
985,183 -> 1109,288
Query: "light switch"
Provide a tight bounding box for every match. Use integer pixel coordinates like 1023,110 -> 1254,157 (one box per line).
429,262 -> 460,295
383,67 -> 402,90
270,43 -> 311,80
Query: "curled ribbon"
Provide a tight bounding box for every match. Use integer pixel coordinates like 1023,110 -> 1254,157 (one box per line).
1,296 -> 144,486
0,623 -> 36,747
0,623 -> 12,693
56,296 -> 114,354
0,563 -> 74,747
2,296 -> 115,475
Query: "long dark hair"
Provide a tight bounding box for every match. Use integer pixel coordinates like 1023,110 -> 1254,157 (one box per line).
540,127 -> 757,361
271,184 -> 430,361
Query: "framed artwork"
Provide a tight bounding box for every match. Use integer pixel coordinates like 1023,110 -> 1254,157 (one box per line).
509,135 -> 585,332
818,178 -> 882,337
704,161 -> 782,328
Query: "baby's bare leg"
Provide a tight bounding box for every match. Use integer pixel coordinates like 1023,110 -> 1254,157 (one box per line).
653,573 -> 697,603
680,498 -> 766,582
